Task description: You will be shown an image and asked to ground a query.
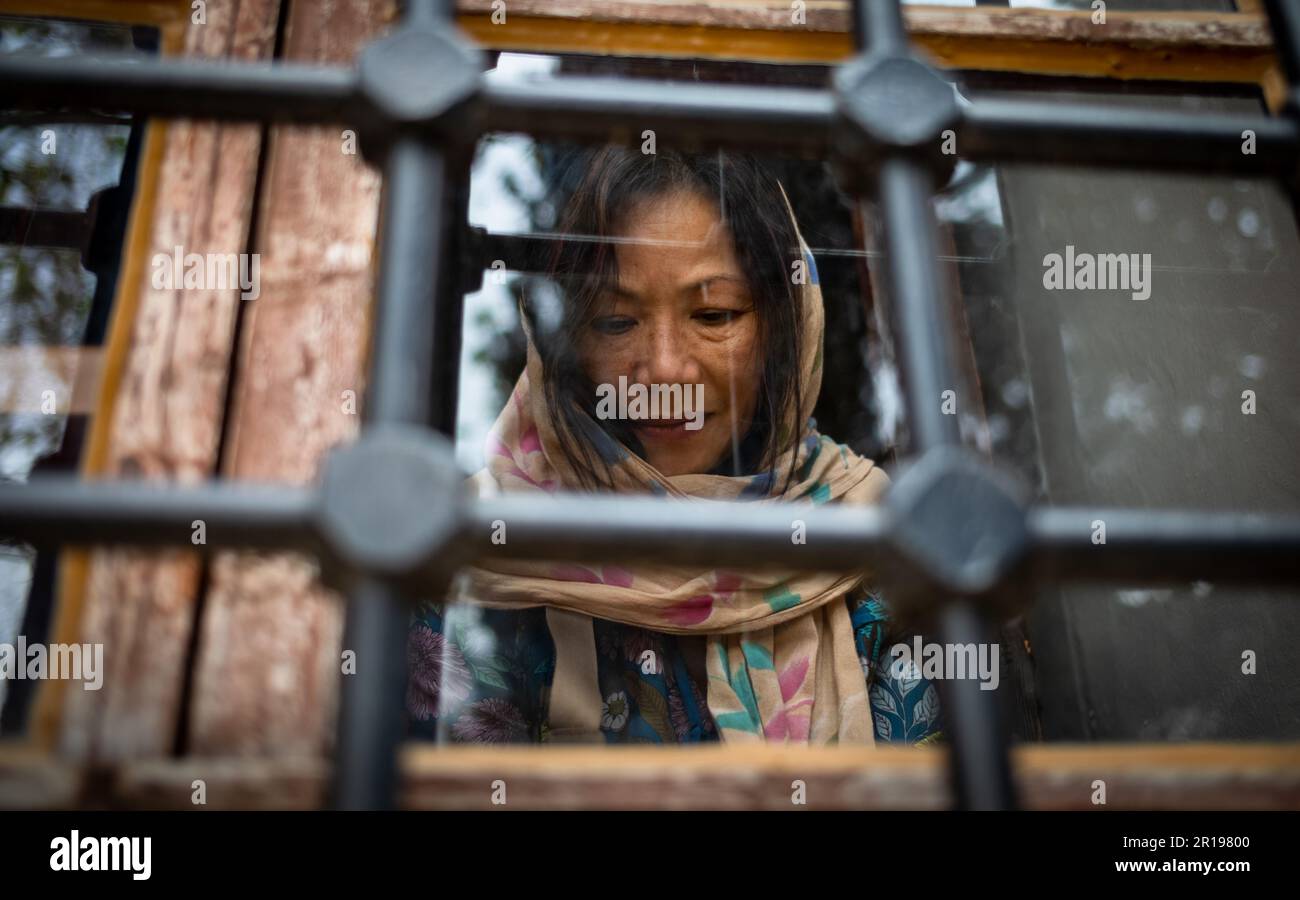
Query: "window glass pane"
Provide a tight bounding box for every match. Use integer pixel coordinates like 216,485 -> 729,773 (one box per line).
932,77 -> 1300,740
419,53 -> 953,749
417,55 -> 1299,750
0,15 -> 154,730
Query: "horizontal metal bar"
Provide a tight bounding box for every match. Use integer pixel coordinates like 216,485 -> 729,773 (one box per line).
6,54 -> 1296,179
960,99 -> 1300,175
0,55 -> 358,126
0,479 -> 320,555
479,77 -> 835,153
460,494 -> 892,570
4,479 -> 1300,587
1028,507 -> 1300,585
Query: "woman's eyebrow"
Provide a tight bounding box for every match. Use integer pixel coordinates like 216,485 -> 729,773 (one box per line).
603,275 -> 746,300
691,275 -> 748,294
605,284 -> 640,300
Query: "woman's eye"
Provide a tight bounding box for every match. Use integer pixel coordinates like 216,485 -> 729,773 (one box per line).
695,309 -> 743,326
592,316 -> 636,335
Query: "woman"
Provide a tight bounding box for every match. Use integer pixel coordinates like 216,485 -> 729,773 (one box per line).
407,146 -> 942,746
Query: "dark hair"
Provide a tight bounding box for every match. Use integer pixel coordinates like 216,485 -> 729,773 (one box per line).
525,145 -> 806,492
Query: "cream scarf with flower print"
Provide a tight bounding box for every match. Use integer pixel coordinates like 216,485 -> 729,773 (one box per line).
455,184 -> 889,744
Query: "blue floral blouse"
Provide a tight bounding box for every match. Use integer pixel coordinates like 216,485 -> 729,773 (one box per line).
406,589 -> 944,746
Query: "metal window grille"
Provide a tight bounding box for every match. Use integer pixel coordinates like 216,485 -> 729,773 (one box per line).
3,0 -> 1300,811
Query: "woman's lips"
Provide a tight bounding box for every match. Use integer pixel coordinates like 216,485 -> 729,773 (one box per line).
633,415 -> 709,442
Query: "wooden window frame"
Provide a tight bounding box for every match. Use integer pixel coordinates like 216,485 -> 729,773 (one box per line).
458,1 -> 1287,107
0,0 -> 284,765
1,0 -> 1298,811
0,0 -> 190,754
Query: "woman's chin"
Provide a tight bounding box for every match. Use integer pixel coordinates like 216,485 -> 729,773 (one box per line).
632,417 -> 741,477
638,441 -> 722,477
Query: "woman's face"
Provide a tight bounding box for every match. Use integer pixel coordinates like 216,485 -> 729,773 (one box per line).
578,187 -> 763,477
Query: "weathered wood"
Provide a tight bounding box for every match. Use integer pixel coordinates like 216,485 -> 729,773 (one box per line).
461,1 -> 1266,43
5,742 -> 1292,810
0,745 -> 82,810
0,0 -> 195,24
401,744 -> 950,810
113,756 -> 329,810
186,0 -> 394,757
38,0 -> 282,761
455,1 -> 1277,89
400,742 -> 1300,810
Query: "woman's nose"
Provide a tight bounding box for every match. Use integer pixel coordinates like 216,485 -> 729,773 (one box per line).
637,320 -> 701,386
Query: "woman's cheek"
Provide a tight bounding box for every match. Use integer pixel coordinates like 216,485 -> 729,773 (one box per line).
724,324 -> 762,380
698,323 -> 756,360
580,338 -> 631,385
736,329 -> 765,418
605,345 -> 640,382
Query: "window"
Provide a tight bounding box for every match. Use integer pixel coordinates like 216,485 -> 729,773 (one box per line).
939,74 -> 1300,739
421,54 -> 952,748
0,13 -> 155,734
0,0 -> 1296,812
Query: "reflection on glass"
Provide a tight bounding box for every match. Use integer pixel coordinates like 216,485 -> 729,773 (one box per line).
0,16 -> 151,726
412,134 -> 944,746
428,55 -> 1299,746
939,81 -> 1300,741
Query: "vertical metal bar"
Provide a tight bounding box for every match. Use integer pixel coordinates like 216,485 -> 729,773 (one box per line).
872,154 -> 1018,810
402,0 -> 454,26
1264,0 -> 1300,85
873,157 -> 961,452
332,129 -> 456,807
935,604 -> 1017,809
1257,2 -> 1300,220
365,138 -> 448,425
331,576 -> 413,810
430,163 -> 471,435
855,0 -> 908,54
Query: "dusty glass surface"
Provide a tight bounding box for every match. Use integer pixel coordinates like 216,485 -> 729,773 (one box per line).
932,77 -> 1300,740
416,52 -> 1300,748
0,15 -> 152,725
424,55 -> 929,748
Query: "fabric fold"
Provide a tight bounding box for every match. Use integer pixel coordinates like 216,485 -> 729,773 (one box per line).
542,608 -> 604,741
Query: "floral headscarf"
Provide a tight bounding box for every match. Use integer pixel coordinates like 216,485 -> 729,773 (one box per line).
453,183 -> 890,744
